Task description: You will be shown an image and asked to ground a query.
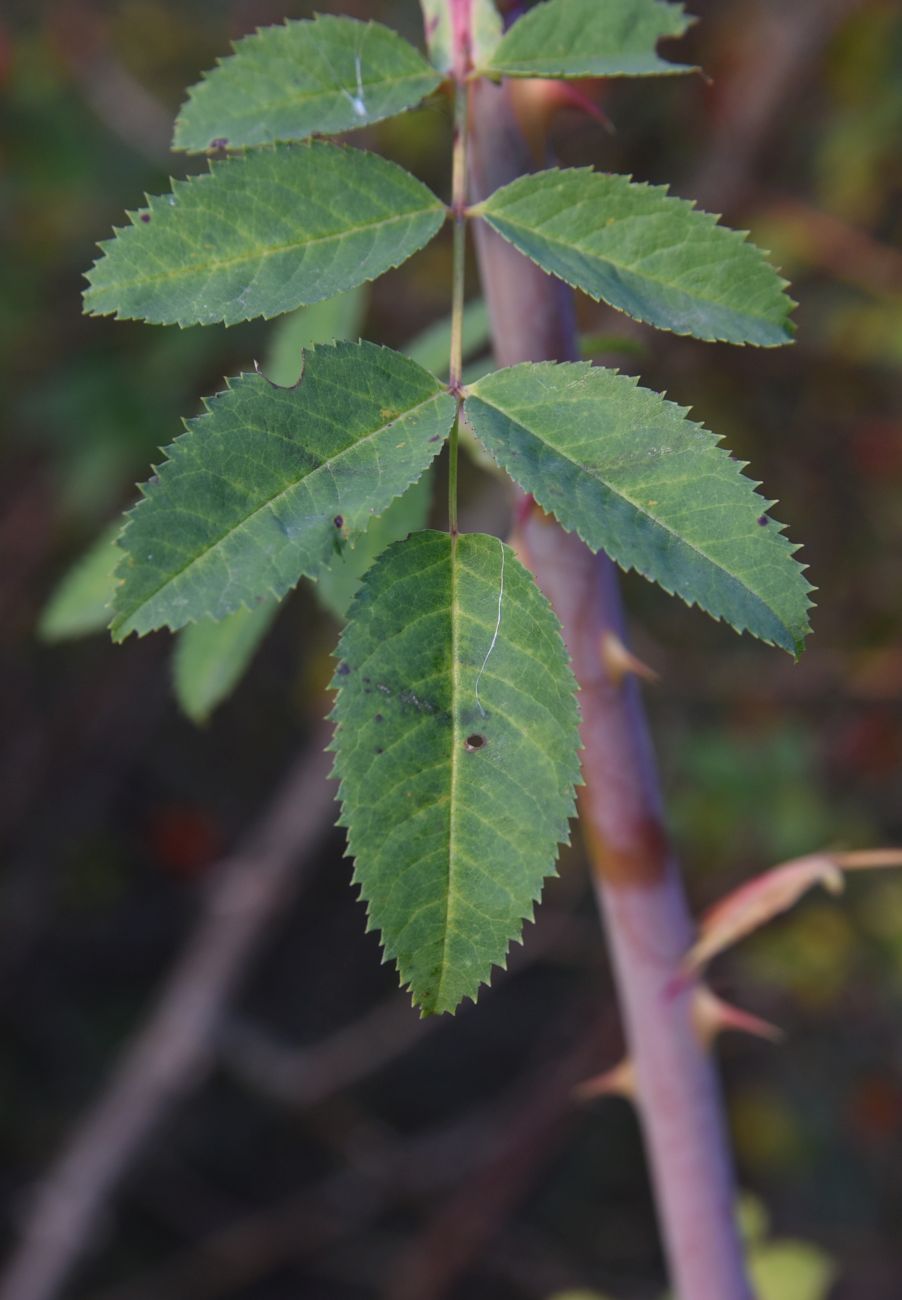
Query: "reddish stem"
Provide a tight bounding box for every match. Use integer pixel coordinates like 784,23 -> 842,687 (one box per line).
468,75 -> 753,1300
449,0 -> 473,81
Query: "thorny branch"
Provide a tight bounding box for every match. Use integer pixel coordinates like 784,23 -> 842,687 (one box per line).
468,69 -> 753,1300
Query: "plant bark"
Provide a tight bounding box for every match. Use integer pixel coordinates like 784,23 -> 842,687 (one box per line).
468,75 -> 753,1300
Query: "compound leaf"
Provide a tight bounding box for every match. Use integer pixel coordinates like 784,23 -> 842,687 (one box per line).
38,523 -> 120,642
174,16 -> 442,153
173,599 -> 279,724
84,143 -> 445,327
465,363 -> 812,655
110,342 -> 455,639
482,0 -> 694,78
474,169 -> 795,347
331,530 -> 580,1014
420,0 -> 502,73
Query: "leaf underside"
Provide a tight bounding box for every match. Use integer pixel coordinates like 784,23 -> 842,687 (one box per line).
477,169 -> 795,347
110,342 -> 455,639
483,0 -> 694,78
174,15 -> 442,153
264,287 -> 367,388
331,530 -> 581,1014
173,599 -> 279,724
38,523 -> 120,642
84,142 -> 446,327
465,363 -> 813,655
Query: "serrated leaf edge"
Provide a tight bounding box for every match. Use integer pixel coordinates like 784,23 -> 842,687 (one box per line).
172,14 -> 444,154
481,0 -> 699,79
465,364 -> 815,657
83,142 -> 447,329
109,341 -> 454,641
473,168 -> 797,348
327,532 -> 583,1014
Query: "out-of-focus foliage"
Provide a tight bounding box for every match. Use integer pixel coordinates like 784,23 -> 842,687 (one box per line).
37,522 -> 120,641
548,1194 -> 837,1299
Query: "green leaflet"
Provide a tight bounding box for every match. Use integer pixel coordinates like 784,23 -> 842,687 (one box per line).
110,342 -> 456,639
481,0 -> 694,78
317,473 -> 433,622
84,143 -> 446,327
173,599 -> 279,724
420,0 -> 502,73
38,522 -> 120,642
174,16 -> 442,153
464,363 -> 813,655
474,169 -> 794,347
331,530 -> 580,1014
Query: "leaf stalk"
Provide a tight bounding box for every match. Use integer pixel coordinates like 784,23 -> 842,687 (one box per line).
447,68 -> 470,540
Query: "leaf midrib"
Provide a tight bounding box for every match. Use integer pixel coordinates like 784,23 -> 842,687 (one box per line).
435,536 -> 462,1013
94,204 -> 442,295
466,390 -> 789,635
115,386 -> 449,630
483,200 -> 780,331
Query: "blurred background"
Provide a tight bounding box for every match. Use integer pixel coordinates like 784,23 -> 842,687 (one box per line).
1,0 -> 901,1297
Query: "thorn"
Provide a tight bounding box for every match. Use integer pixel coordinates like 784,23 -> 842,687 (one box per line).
576,1055 -> 635,1102
600,632 -> 660,687
685,852 -> 851,974
694,987 -> 784,1047
555,82 -> 616,134
514,492 -> 537,530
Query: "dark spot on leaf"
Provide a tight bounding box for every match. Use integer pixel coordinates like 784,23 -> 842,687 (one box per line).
757,515 -> 769,526
334,516 -> 344,528
209,137 -> 229,150
374,747 -> 383,755
465,733 -> 487,752
337,662 -> 351,676
399,689 -> 434,714
140,213 -> 151,223
374,713 -> 383,723
429,434 -> 442,442
363,676 -> 371,684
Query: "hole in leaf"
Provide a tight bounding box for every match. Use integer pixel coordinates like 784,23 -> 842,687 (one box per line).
465,734 -> 487,752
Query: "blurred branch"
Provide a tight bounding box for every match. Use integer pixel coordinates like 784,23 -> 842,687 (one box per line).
220,996 -> 431,1112
89,1069 -> 549,1300
756,198 -> 902,297
49,2 -> 172,164
0,729 -> 335,1300
386,1011 -> 599,1300
218,892 -> 595,1112
690,0 -> 867,213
